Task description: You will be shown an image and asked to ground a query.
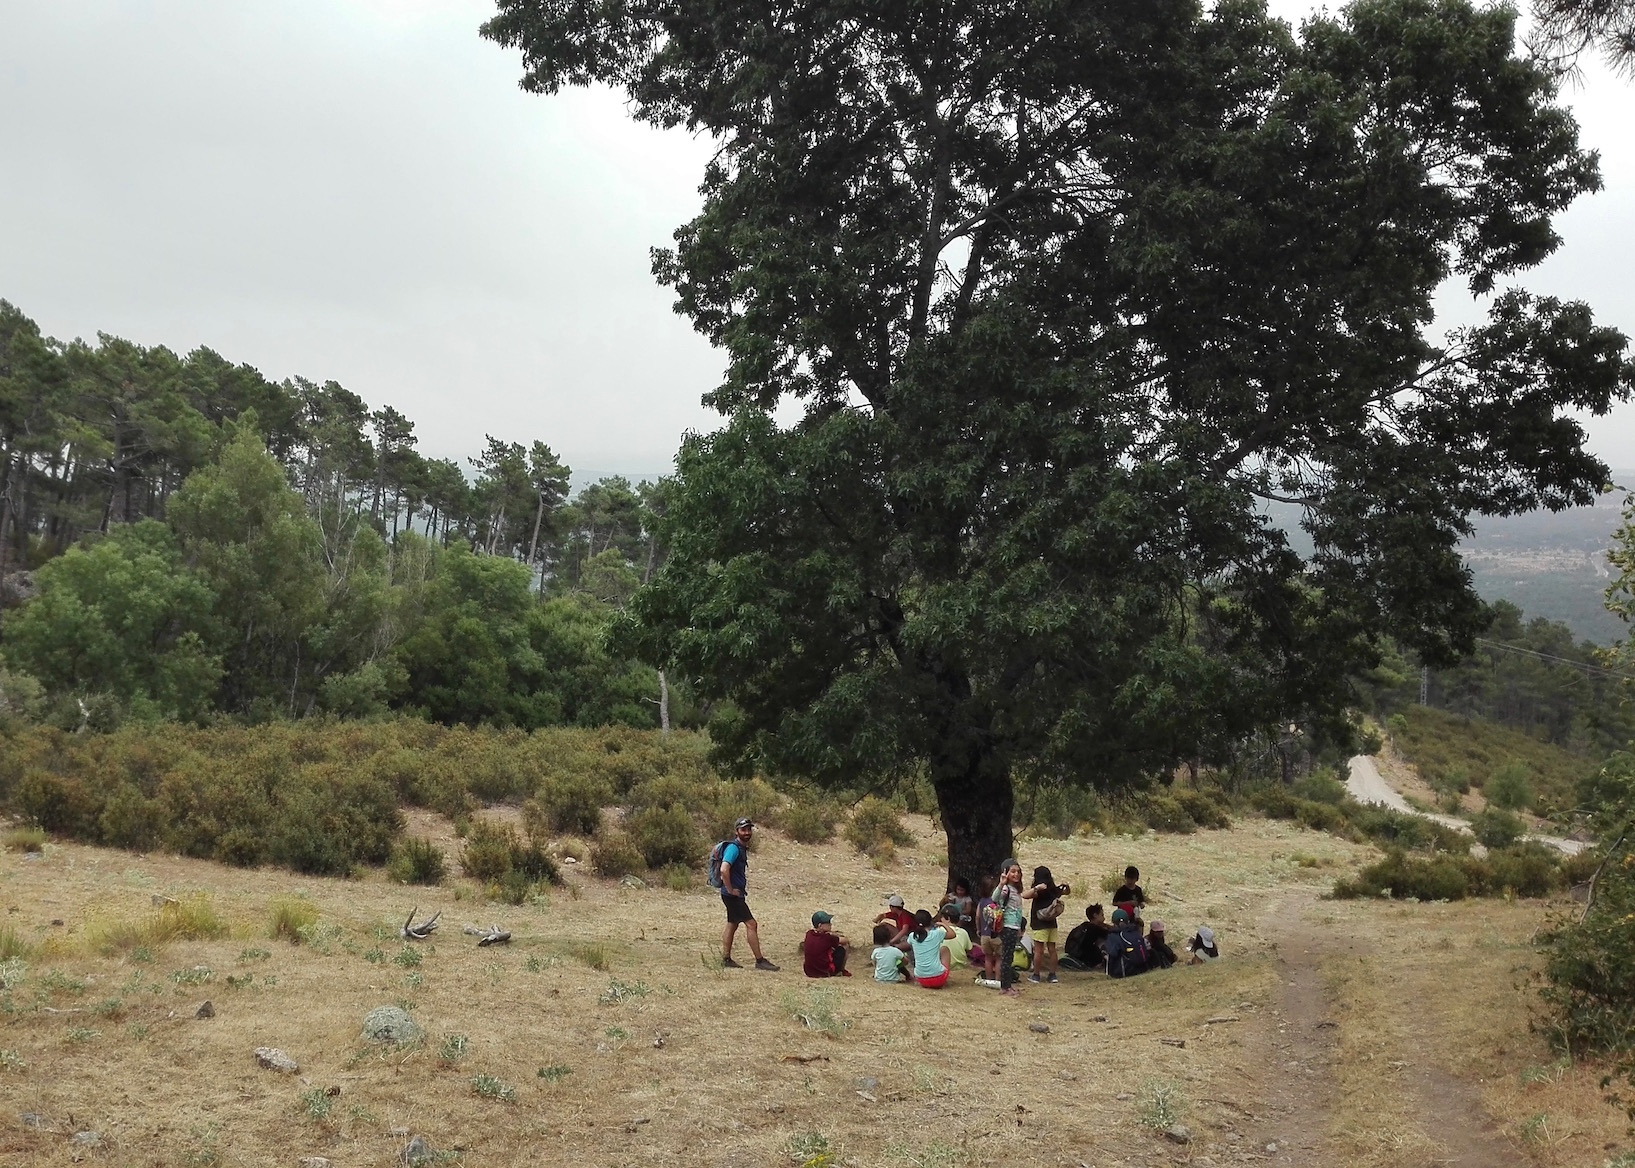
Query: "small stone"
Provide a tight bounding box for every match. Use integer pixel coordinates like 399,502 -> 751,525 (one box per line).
388,1128 -> 410,1138
855,1091 -> 876,1103
1091,1013 -> 1109,1022
362,1006 -> 423,1045
622,1117 -> 651,1132
1115,1092 -> 1133,1101
1028,1022 -> 1050,1034
402,1136 -> 433,1165
765,1103 -> 785,1114
855,1077 -> 879,1091
195,1001 -> 215,1019
299,1159 -> 331,1168
1056,1070 -> 1077,1081
1266,1142 -> 1278,1153
1159,1037 -> 1186,1048
51,919 -> 63,926
1164,1125 -> 1191,1145
20,1113 -> 48,1130
619,874 -> 647,889
71,1131 -> 103,1148
253,1047 -> 300,1073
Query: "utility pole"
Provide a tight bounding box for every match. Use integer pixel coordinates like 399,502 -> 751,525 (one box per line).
1419,665 -> 1429,706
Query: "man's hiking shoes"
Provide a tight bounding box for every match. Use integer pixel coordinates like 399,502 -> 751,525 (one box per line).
721,957 -> 743,969
754,958 -> 780,972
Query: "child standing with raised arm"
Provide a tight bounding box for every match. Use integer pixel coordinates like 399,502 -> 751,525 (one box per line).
994,859 -> 1028,997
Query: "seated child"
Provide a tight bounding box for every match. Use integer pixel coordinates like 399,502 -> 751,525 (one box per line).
874,894 -> 915,944
871,923 -> 909,982
940,878 -> 977,935
1104,906 -> 1149,979
937,906 -> 974,967
1145,919 -> 1178,970
1062,904 -> 1110,971
802,910 -> 851,978
905,909 -> 953,988
1187,925 -> 1220,964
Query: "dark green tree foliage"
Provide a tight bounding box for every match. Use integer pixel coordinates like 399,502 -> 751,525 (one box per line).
486,0 -> 1634,879
1531,0 -> 1635,74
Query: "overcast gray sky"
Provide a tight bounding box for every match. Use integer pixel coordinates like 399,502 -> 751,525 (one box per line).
1,0 -> 1630,481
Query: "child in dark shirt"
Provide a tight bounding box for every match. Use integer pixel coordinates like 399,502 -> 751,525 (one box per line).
1145,919 -> 1178,970
1062,904 -> 1110,971
1111,865 -> 1146,918
802,911 -> 851,978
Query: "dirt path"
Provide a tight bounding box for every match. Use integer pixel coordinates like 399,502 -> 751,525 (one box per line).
1241,893 -> 1522,1166
1345,754 -> 1588,856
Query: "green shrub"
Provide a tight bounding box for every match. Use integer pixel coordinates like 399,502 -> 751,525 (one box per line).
527,772 -> 610,838
1173,788 -> 1232,830
776,799 -> 841,844
2,826 -> 46,853
1139,794 -> 1197,834
628,806 -> 700,869
1472,807 -> 1525,850
591,833 -> 645,879
1478,843 -> 1564,898
1429,766 -> 1472,796
661,863 -> 694,892
845,796 -> 915,856
386,838 -> 447,886
460,820 -> 520,882
1562,849 -> 1601,885
1332,851 -> 1470,901
1292,772 -> 1347,805
1485,763 -> 1535,812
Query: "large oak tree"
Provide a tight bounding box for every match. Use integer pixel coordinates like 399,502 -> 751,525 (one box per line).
485,0 -> 1634,880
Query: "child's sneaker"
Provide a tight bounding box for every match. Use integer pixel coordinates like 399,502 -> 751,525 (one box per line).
754,958 -> 780,972
1027,973 -> 1041,984
721,956 -> 742,969
1047,973 -> 1059,984
840,969 -> 853,977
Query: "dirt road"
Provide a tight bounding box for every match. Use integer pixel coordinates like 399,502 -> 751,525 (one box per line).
1345,754 -> 1587,855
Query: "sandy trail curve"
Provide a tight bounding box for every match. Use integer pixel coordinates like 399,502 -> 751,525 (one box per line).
1345,754 -> 1588,856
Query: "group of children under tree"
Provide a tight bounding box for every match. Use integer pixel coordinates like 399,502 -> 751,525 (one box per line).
800,861 -> 1220,991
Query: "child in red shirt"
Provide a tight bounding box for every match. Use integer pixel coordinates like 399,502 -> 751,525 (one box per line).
802,911 -> 852,977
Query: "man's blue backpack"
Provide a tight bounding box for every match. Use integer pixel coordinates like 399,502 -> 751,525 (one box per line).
707,840 -> 731,891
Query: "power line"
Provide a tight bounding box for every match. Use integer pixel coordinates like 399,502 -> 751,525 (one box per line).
1472,636 -> 1635,681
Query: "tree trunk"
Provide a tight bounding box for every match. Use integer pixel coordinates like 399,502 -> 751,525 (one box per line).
929,741 -> 1014,895
657,669 -> 670,735
528,494 -> 546,589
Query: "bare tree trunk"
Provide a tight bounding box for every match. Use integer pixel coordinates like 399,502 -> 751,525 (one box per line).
527,494 -> 546,589
658,669 -> 670,735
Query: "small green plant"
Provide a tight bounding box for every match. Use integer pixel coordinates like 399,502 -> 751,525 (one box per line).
523,955 -> 546,973
392,946 -> 423,969
268,896 -> 320,943
403,971 -> 424,989
569,942 -> 610,971
1518,1113 -> 1551,1145
93,997 -> 123,1017
130,945 -> 155,964
0,1048 -> 24,1071
0,925 -> 31,960
538,1063 -> 572,1082
885,1139 -> 958,1168
41,968 -> 88,995
785,1131 -> 835,1167
438,1033 -> 470,1064
780,986 -> 849,1038
295,921 -> 343,951
1135,1078 -> 1186,1130
470,1073 -> 517,1102
364,947 -> 385,964
3,826 -> 46,853
1520,1057 -> 1572,1085
0,957 -> 26,991
604,1026 -> 629,1040
225,972 -> 254,990
300,1086 -> 334,1121
237,947 -> 271,963
126,1022 -> 149,1039
661,863 -> 695,892
184,1123 -> 222,1167
171,965 -> 214,987
598,978 -> 650,1005
65,1026 -> 101,1043
386,838 -> 448,885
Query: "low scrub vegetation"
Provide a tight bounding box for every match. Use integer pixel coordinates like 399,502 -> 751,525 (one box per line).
386,838 -> 447,886
268,896 -> 320,943
1388,705 -> 1595,820
1332,843 -> 1568,901
85,894 -> 228,955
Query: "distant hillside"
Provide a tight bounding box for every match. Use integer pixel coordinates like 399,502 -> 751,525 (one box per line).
1462,472 -> 1630,645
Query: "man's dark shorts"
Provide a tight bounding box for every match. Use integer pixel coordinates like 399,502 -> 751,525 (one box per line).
722,894 -> 755,924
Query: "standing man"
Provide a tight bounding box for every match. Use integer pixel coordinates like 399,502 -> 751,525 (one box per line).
719,818 -> 779,971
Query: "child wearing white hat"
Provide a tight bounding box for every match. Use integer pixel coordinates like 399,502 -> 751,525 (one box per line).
1187,925 -> 1220,964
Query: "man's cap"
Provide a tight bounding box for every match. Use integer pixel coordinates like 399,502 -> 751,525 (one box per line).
1111,907 -> 1131,924
811,910 -> 833,926
735,817 -> 755,829
886,894 -> 905,908
1148,919 -> 1165,933
1196,925 -> 1215,946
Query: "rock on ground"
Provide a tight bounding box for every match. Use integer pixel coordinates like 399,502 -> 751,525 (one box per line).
253,1047 -> 299,1073
401,1135 -> 433,1164
363,1005 -> 423,1044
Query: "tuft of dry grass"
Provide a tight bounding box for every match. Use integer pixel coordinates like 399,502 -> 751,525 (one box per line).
4,825 -> 47,853
267,895 -> 319,943
0,923 -> 32,960
82,894 -> 228,956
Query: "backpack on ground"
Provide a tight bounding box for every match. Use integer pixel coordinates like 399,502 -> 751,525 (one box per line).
706,840 -> 731,890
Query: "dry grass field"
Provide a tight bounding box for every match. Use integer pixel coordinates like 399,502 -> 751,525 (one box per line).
1,807 -> 1630,1168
